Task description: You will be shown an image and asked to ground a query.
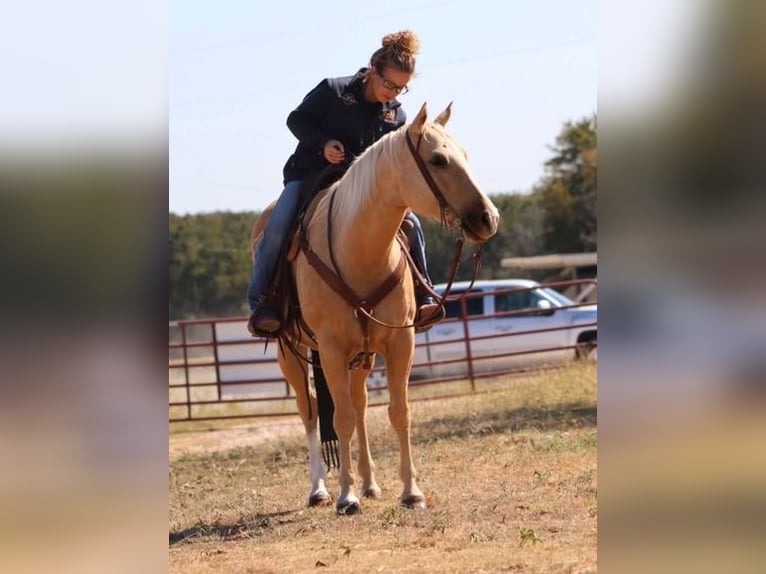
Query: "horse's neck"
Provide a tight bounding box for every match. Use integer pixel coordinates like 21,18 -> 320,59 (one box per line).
323,157 -> 407,283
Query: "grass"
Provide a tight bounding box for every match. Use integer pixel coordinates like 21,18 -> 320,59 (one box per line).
169,363 -> 596,573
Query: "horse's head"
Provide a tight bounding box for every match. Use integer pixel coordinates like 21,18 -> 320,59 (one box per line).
404,103 -> 499,242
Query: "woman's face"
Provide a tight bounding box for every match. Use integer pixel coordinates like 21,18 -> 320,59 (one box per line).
367,66 -> 412,102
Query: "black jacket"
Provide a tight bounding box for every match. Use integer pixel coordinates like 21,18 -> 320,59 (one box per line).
282,68 -> 406,184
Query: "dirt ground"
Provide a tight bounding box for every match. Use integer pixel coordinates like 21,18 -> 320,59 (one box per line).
169,419 -> 305,460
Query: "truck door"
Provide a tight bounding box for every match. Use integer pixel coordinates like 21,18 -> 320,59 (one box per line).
490,287 -> 571,367
424,288 -> 492,377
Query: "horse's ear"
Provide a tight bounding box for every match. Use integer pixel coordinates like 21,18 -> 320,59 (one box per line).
433,102 -> 452,126
407,102 -> 428,135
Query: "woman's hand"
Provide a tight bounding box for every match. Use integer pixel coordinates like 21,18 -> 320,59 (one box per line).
323,139 -> 346,164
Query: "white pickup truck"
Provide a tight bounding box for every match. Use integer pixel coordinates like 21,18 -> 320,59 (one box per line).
407,279 -> 597,380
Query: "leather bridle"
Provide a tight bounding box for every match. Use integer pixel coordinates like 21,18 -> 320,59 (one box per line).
405,130 -> 450,217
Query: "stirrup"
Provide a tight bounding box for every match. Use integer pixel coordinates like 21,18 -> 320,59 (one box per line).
415,301 -> 445,333
247,306 -> 281,338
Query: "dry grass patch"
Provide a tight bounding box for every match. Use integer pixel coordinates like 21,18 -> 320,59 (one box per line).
169,363 -> 596,573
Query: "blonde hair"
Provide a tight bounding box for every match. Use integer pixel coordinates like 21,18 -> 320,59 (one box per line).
370,30 -> 420,75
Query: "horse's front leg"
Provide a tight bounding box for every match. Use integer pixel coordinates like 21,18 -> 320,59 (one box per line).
277,345 -> 330,507
319,346 -> 361,515
350,366 -> 381,499
385,337 -> 426,509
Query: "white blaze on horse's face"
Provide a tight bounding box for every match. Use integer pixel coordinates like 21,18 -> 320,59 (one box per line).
406,103 -> 500,242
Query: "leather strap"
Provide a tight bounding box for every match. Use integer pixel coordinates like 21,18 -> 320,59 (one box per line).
302,232 -> 407,314
405,132 -> 449,212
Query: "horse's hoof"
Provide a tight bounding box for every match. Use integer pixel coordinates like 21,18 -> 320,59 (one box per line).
336,501 -> 362,516
308,491 -> 332,507
363,485 -> 382,499
400,494 -> 427,510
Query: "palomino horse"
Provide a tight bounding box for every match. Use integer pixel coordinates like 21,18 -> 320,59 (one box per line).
250,103 -> 499,514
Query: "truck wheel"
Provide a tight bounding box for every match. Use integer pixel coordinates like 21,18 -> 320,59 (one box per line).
576,339 -> 597,361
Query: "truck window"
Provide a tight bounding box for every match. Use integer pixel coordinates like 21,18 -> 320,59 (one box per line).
495,290 -> 538,312
442,290 -> 485,319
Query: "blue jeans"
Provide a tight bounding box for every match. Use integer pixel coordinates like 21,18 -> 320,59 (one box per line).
403,212 -> 433,290
248,180 -> 303,311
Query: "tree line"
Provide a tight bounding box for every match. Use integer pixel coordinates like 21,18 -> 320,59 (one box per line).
169,115 -> 596,319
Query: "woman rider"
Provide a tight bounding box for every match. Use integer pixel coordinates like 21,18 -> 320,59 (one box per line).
247,29 -> 444,336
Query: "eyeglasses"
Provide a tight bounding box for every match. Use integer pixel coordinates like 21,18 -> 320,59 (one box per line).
375,69 -> 409,95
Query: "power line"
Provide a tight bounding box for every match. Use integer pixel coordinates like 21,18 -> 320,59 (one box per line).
423,37 -> 597,70
171,37 -> 596,109
171,0 -> 469,56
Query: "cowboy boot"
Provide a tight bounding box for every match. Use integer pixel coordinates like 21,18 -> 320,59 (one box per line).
415,292 -> 445,333
247,295 -> 281,337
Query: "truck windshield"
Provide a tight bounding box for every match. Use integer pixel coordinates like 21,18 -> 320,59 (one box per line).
537,287 -> 575,307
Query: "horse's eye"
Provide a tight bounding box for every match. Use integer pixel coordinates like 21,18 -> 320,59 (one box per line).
429,152 -> 449,167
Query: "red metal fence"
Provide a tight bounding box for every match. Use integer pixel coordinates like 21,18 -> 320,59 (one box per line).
169,279 -> 597,423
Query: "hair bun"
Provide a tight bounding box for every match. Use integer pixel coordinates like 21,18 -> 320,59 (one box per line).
381,30 -> 420,56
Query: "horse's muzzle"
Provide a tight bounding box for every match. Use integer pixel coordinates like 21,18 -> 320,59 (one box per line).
461,206 -> 499,242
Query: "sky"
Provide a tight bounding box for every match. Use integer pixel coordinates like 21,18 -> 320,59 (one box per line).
169,0 -> 597,214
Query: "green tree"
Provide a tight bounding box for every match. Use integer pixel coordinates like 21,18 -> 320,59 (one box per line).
169,211 -> 257,319
537,115 -> 597,253
418,191 -> 544,283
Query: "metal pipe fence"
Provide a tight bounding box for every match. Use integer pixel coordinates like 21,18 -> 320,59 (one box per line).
169,279 -> 596,423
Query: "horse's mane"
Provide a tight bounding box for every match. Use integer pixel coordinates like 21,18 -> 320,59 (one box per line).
330,127 -> 404,219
